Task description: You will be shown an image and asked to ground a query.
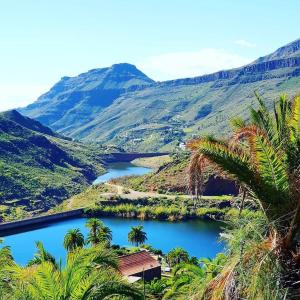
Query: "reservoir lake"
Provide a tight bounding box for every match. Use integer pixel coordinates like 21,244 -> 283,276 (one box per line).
1,162 -> 225,265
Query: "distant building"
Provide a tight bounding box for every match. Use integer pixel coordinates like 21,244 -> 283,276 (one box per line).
118,250 -> 161,282
179,142 -> 186,150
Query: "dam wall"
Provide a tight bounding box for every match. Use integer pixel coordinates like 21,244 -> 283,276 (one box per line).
0,209 -> 84,234
101,152 -> 169,163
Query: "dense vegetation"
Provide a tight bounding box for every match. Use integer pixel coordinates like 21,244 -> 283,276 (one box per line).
0,219 -> 144,299
0,217 -> 234,300
0,215 -> 266,300
188,94 -> 300,298
0,110 -> 108,221
84,197 -> 258,222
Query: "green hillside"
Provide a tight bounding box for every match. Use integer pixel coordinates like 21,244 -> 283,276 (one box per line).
20,63 -> 154,135
0,110 -> 107,221
21,39 -> 300,151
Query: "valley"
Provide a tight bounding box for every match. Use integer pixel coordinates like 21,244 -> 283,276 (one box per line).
0,36 -> 299,300
53,155 -> 248,223
2,2 -> 300,298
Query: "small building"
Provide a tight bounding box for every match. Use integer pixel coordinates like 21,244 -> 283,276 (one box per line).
179,142 -> 186,150
119,251 -> 161,282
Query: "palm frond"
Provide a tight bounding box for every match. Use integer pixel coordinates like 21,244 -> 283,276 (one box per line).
289,96 -> 300,142
230,117 -> 246,130
251,135 -> 289,197
195,139 -> 254,187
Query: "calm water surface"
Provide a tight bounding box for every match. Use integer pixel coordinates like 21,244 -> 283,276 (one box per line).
1,217 -> 224,265
1,162 -> 225,265
93,162 -> 152,184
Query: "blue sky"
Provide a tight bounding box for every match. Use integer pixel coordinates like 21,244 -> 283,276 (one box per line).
0,0 -> 299,111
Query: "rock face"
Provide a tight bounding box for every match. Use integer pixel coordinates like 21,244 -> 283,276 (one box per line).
21,39 -> 300,151
203,176 -> 238,196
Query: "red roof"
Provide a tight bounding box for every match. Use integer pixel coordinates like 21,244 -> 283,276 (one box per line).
119,251 -> 161,276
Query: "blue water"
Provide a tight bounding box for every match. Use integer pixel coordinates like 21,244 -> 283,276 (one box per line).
1,217 -> 224,265
93,162 -> 152,184
1,162 -> 224,265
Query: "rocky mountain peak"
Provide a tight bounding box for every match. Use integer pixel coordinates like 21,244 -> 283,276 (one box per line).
254,38 -> 300,63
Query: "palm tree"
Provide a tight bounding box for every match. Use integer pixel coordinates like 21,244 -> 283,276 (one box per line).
85,218 -> 113,246
4,245 -> 143,299
128,225 -> 147,247
189,94 -> 300,249
199,253 -> 227,279
63,228 -> 85,252
0,239 -> 13,268
27,241 -> 58,268
85,218 -> 103,245
0,239 -> 14,297
188,94 -> 300,298
99,225 -> 113,245
166,247 -> 189,267
163,263 -> 205,299
146,278 -> 168,299
163,254 -> 227,299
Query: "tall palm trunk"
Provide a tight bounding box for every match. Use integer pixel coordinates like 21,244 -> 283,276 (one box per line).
284,201 -> 300,248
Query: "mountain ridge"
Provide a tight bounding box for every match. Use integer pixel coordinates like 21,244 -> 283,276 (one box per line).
20,38 -> 300,151
20,63 -> 154,132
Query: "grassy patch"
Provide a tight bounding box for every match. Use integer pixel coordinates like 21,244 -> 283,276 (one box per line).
131,155 -> 172,169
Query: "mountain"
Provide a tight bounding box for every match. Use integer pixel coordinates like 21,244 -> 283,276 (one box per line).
21,39 -> 300,151
20,63 -> 154,135
0,110 -> 107,221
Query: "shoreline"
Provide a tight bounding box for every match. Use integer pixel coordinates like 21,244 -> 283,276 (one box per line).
0,205 -> 229,236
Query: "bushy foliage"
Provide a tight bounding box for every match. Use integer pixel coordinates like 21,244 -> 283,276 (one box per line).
188,94 -> 300,298
0,228 -> 142,299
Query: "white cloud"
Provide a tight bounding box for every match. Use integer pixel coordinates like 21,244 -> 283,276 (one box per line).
235,39 -> 256,48
137,48 -> 252,81
0,83 -> 48,112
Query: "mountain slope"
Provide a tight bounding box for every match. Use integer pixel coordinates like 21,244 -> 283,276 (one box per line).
0,110 -> 106,221
21,39 -> 300,151
20,63 -> 154,136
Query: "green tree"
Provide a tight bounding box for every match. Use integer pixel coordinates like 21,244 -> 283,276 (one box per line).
146,278 -> 169,299
128,225 -> 147,247
163,263 -> 205,299
0,239 -> 13,268
85,218 -> 113,246
0,239 -> 14,297
85,218 -> 103,245
163,253 -> 227,299
3,245 -> 143,299
63,228 -> 85,252
99,224 -> 113,245
166,247 -> 189,267
189,94 -> 300,247
188,94 -> 300,298
27,241 -> 58,268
